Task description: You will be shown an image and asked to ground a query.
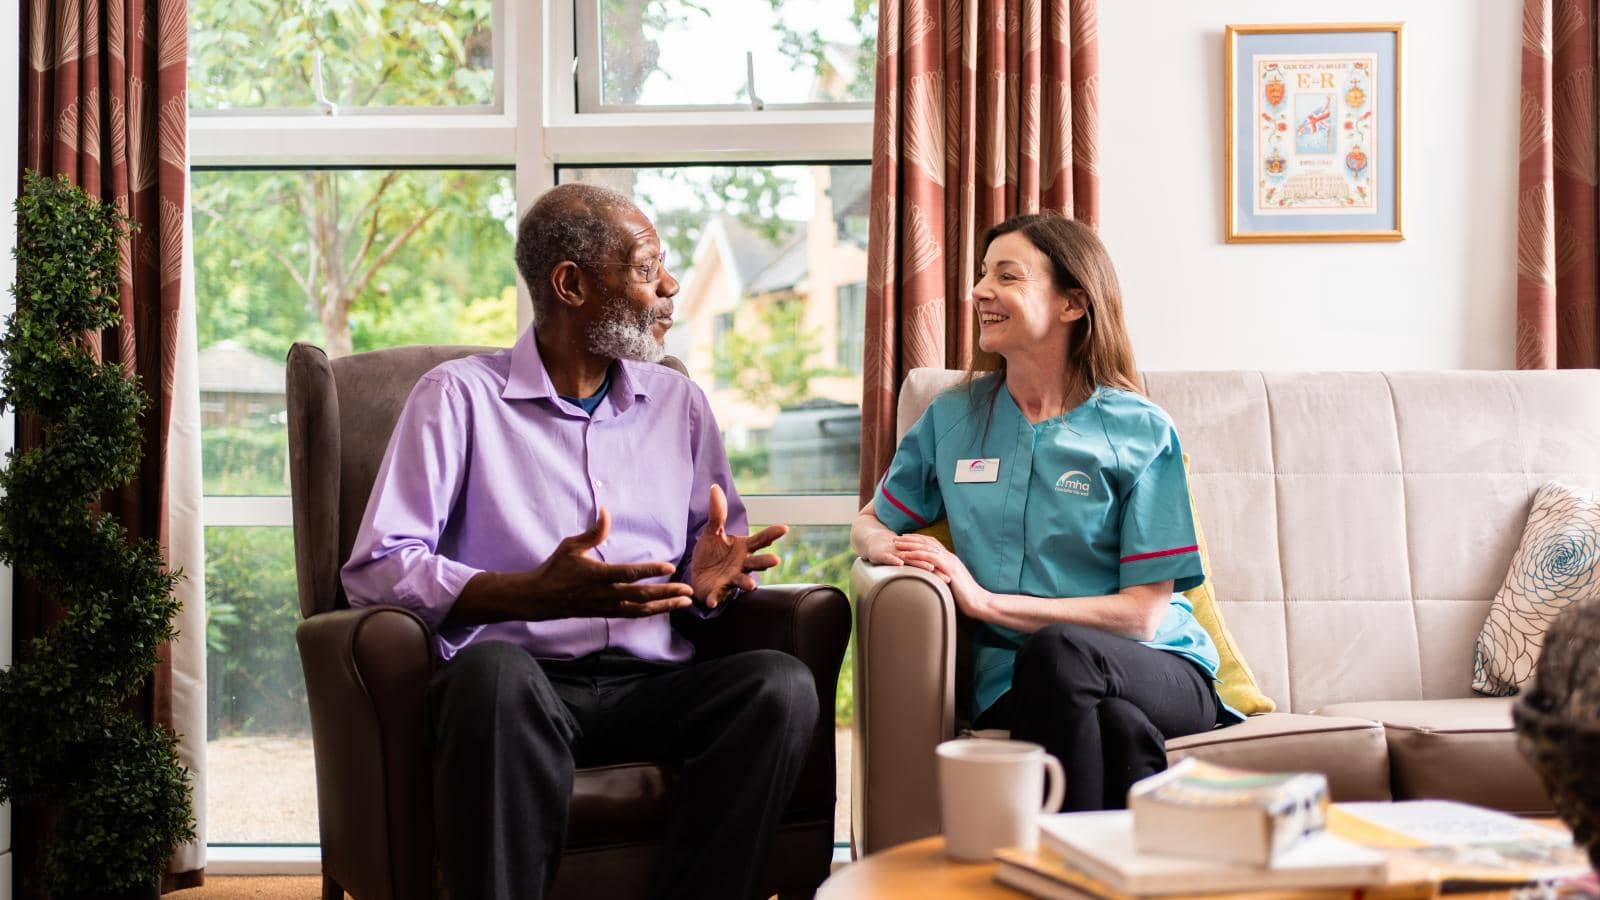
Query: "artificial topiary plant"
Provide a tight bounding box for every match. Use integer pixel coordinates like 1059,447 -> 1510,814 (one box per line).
0,171 -> 194,898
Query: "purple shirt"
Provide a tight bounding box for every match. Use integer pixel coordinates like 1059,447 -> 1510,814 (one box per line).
341,327 -> 748,663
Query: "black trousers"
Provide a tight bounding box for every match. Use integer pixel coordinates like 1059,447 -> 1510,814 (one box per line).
425,641 -> 819,900
975,623 -> 1218,812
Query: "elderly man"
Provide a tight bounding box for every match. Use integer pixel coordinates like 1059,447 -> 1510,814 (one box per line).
341,183 -> 818,900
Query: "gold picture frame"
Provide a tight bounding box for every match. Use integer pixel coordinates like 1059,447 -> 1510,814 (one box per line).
1225,22 -> 1404,243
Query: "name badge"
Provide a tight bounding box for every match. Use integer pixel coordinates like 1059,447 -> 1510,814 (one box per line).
954,458 -> 1000,483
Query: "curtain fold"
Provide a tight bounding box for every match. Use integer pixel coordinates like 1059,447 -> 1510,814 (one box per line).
165,177 -> 209,881
19,0 -> 201,891
858,0 -> 1100,502
1517,0 -> 1599,369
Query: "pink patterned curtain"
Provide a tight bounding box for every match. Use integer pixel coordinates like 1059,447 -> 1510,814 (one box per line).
18,0 -> 194,892
858,0 -> 1100,501
1517,0 -> 1599,369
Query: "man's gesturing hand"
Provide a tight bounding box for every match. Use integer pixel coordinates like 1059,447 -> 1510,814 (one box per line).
531,507 -> 694,618
689,484 -> 787,609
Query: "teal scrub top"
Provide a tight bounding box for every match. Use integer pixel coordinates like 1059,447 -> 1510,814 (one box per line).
873,377 -> 1239,723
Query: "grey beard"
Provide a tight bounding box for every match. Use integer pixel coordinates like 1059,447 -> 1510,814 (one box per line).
587,294 -> 666,364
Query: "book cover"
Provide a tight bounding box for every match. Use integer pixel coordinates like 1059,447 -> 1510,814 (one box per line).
1038,810 -> 1388,896
994,847 -> 1431,900
1129,758 -> 1329,865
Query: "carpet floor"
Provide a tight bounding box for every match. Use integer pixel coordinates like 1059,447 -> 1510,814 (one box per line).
170,876 -> 323,899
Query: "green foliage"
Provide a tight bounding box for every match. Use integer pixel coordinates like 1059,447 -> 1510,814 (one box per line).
715,298 -> 845,409
761,526 -> 857,725
0,172 -> 195,896
205,528 -> 307,736
189,0 -> 495,109
203,424 -> 290,495
192,169 -> 517,359
765,0 -> 879,102
726,446 -> 771,486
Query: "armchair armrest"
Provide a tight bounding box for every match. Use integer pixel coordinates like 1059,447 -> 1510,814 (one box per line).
297,606 -> 437,900
850,560 -> 958,856
678,584 -> 851,824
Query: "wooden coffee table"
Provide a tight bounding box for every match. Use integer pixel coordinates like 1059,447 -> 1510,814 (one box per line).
816,834 -> 1562,899
818,837 -> 1015,898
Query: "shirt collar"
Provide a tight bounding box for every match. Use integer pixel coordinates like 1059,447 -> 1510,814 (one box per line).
502,327 -> 557,401
501,326 -> 654,409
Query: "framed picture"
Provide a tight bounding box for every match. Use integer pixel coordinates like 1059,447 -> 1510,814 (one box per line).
1225,23 -> 1403,243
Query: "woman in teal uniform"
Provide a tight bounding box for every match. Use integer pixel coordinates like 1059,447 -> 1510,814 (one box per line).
851,212 -> 1239,811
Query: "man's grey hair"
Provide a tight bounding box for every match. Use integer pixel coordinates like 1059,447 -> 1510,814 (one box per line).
514,182 -> 638,324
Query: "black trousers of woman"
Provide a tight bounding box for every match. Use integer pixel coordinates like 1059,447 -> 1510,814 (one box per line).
975,622 -> 1218,811
426,640 -> 818,900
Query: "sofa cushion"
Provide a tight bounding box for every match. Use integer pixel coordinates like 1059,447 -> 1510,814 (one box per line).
1163,713 -> 1389,801
567,763 -> 671,848
1315,698 -> 1552,815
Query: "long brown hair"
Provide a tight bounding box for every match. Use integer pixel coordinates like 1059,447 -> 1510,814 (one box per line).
965,212 -> 1142,432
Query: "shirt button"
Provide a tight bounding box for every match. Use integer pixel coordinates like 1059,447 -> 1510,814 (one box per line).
595,480 -> 605,488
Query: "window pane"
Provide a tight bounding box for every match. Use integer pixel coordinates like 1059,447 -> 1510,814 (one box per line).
600,0 -> 876,107
837,282 -> 865,376
205,527 -> 318,844
194,168 -> 518,495
752,524 -> 854,845
559,164 -> 869,494
190,0 -> 495,110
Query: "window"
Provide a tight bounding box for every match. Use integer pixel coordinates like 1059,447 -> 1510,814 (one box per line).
837,281 -> 865,376
559,163 -> 868,495
191,0 -> 873,856
574,0 -> 875,111
712,312 -> 737,389
189,0 -> 499,112
194,166 -> 516,842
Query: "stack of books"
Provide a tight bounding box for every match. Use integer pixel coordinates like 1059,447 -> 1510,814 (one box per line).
993,761 -> 1589,900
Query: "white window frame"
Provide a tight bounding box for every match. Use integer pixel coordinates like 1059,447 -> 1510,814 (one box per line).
192,0 -> 870,864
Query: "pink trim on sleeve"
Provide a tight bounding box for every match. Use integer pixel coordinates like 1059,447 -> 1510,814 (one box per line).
1120,545 -> 1199,564
878,485 -> 929,528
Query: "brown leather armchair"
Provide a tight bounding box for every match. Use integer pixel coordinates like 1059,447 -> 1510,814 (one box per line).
287,342 -> 851,900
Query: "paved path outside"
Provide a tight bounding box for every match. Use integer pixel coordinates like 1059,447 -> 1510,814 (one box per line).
208,728 -> 855,845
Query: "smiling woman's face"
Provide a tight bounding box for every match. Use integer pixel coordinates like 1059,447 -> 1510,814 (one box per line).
971,231 -> 1079,358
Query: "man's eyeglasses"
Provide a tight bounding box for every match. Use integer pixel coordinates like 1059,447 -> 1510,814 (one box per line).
580,253 -> 669,284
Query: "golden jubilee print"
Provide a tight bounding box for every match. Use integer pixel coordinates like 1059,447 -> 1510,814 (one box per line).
1226,24 -> 1403,243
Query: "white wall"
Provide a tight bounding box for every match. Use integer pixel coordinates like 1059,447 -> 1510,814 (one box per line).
1,0 -> 20,892
1099,1 -> 1520,372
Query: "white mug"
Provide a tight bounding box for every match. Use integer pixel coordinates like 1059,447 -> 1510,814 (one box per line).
936,738 -> 1066,861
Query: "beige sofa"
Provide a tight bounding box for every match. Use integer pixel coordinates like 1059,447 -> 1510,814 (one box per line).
852,368 -> 1600,855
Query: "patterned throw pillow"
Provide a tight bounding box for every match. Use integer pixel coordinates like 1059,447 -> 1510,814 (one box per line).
1473,481 -> 1600,696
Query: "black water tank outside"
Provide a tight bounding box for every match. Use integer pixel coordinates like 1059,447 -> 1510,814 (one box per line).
767,399 -> 861,492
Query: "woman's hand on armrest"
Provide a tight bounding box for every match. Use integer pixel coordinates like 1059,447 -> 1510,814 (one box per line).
851,502 -> 907,566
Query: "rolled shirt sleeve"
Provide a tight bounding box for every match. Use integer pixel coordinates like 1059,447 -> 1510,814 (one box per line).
1117,421 -> 1205,593
341,374 -> 485,631
873,407 -> 945,534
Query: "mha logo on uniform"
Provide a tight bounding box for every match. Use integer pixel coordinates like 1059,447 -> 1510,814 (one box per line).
1055,470 -> 1092,497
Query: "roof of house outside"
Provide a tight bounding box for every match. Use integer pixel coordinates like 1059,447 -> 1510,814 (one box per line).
746,234 -> 810,295
828,164 -> 872,224
198,340 -> 286,395
712,214 -> 804,295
